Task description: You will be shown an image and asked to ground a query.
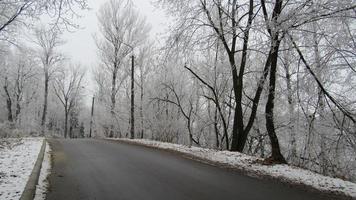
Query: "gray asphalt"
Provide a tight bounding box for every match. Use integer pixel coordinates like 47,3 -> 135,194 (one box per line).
46,139 -> 331,200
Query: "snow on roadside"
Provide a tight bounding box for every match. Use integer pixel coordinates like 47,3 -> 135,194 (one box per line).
109,138 -> 356,198
34,142 -> 51,200
0,137 -> 43,200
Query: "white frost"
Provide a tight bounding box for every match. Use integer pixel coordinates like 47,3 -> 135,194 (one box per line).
0,137 -> 43,200
110,138 -> 356,198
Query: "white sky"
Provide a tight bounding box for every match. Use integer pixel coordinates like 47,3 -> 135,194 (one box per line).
60,0 -> 168,69
57,0 -> 169,102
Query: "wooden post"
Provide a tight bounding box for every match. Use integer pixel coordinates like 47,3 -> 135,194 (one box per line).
130,55 -> 135,139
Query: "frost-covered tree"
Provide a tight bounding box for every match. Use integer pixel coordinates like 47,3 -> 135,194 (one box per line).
0,0 -> 88,43
53,65 -> 85,138
94,0 -> 150,137
33,26 -> 64,136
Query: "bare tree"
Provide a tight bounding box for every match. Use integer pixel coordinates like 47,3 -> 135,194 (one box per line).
0,0 -> 89,43
154,83 -> 200,147
0,47 -> 38,124
95,0 -> 150,137
155,0 -> 356,171
184,65 -> 229,149
33,26 -> 64,135
156,0 -> 271,152
53,65 -> 85,138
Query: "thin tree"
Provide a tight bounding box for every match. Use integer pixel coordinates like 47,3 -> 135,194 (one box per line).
53,65 -> 85,138
34,27 -> 64,136
96,0 -> 150,138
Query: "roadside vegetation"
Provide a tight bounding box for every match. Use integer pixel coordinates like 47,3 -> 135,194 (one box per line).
1,0 -> 356,191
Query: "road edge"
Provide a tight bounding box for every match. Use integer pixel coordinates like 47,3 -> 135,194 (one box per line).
107,139 -> 354,200
20,138 -> 46,200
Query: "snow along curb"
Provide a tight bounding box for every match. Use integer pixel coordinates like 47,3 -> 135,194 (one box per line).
107,138 -> 356,200
34,142 -> 52,200
20,139 -> 46,200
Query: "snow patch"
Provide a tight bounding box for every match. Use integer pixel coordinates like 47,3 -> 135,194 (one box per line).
109,138 -> 356,198
34,142 -> 51,200
0,137 -> 43,200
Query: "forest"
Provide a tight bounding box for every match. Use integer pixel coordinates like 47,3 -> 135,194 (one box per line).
1,0 -> 356,183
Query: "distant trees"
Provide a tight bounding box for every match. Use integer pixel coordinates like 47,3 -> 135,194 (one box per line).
0,0 -> 89,138
0,47 -> 39,124
94,0 -> 150,138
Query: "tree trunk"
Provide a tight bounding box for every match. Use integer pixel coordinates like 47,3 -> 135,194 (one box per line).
313,21 -> 327,174
187,120 -> 193,147
286,59 -> 297,162
15,82 -> 21,122
15,99 -> 21,122
214,106 -> 220,149
283,40 -> 297,162
69,121 -> 73,138
4,82 -> 13,122
140,82 -> 144,139
64,110 -> 68,138
41,72 -> 49,135
89,96 -> 95,138
230,57 -> 244,151
265,37 -> 287,164
230,0 -> 254,152
109,63 -> 118,138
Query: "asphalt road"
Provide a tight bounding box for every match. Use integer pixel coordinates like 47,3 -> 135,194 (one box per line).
46,139 -> 330,200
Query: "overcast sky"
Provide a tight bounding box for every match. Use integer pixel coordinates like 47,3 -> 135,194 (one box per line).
60,0 -> 168,69
57,0 -> 168,101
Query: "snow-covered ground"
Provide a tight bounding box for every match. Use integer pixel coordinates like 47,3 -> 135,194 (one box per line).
0,137 -> 44,200
109,138 -> 356,198
34,142 -> 51,200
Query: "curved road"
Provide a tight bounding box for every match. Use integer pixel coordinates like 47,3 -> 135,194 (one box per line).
46,139 -> 331,200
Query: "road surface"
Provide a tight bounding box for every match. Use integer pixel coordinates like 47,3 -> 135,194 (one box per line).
46,139 -> 331,200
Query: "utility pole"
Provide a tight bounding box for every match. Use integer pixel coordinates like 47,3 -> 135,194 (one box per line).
130,55 -> 135,139
89,96 -> 95,138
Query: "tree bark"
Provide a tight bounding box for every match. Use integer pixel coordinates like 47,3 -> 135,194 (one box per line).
214,106 -> 220,149
264,0 -> 287,164
265,37 -> 287,164
140,82 -> 144,139
230,0 -> 254,152
89,96 -> 95,138
64,107 -> 68,138
109,62 -> 118,138
15,97 -> 21,122
15,74 -> 21,122
4,77 -> 13,122
41,72 -> 49,135
282,39 -> 297,162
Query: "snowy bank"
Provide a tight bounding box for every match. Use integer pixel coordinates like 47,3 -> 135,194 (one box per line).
34,142 -> 51,200
109,138 -> 356,199
0,137 -> 44,200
